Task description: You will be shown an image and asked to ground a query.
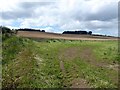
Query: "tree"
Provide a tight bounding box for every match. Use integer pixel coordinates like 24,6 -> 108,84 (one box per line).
42,30 -> 45,32
1,26 -> 13,41
88,31 -> 92,35
1,26 -> 11,34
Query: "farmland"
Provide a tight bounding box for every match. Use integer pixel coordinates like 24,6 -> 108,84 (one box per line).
17,31 -> 117,40
2,35 -> 119,88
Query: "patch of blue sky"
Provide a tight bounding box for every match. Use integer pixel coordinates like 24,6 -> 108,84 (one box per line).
12,21 -> 20,28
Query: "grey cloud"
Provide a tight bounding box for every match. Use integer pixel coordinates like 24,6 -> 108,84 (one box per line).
19,2 -> 56,9
84,19 -> 117,30
86,7 -> 117,21
1,9 -> 33,20
74,3 -> 117,21
1,2 -> 57,20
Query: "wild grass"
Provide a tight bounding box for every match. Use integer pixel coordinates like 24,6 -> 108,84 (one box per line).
2,37 -> 119,88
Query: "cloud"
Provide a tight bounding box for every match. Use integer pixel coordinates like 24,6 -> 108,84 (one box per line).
71,0 -> 118,21
84,2 -> 117,21
1,10 -> 33,20
0,0 -> 118,36
84,19 -> 117,29
19,2 -> 55,8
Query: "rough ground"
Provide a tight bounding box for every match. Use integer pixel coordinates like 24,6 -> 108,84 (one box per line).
58,47 -> 90,88
58,47 -> 118,88
3,36 -> 118,88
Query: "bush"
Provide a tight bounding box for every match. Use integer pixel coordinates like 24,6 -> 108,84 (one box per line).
1,26 -> 17,41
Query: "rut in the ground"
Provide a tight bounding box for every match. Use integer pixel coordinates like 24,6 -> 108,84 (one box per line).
58,47 -> 90,88
58,47 -> 118,88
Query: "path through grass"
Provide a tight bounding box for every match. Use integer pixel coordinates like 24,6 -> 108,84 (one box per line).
2,37 -> 119,88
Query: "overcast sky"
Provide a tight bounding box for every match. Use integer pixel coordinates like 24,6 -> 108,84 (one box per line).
0,0 -> 118,36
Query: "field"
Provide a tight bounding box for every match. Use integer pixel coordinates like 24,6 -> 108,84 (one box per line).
17,31 -> 117,40
2,35 -> 119,88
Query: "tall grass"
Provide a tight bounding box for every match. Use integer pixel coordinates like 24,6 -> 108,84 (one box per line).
2,37 -> 119,88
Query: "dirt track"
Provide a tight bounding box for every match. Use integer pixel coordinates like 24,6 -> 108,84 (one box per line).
17,31 -> 118,40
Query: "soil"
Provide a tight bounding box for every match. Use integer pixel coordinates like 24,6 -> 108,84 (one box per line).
59,47 -> 80,60
60,60 -> 65,73
71,78 -> 89,88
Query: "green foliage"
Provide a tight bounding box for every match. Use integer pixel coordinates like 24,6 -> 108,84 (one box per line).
2,36 -> 37,88
2,36 -> 24,64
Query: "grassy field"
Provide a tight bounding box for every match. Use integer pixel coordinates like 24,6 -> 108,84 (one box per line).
2,36 -> 119,88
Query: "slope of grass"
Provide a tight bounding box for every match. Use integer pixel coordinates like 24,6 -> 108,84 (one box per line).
2,36 -> 40,88
2,37 -> 119,88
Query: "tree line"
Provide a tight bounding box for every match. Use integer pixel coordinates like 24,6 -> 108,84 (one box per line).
62,31 -> 92,35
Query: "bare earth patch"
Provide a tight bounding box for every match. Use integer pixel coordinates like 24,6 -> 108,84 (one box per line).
59,47 -> 80,73
59,47 -> 80,60
60,61 -> 65,73
71,78 -> 89,88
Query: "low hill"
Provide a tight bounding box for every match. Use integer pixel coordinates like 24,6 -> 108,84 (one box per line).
17,31 -> 118,40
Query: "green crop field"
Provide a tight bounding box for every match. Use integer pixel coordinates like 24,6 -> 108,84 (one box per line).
2,36 -> 119,88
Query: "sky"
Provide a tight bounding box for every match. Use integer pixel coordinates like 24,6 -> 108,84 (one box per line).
0,0 -> 119,36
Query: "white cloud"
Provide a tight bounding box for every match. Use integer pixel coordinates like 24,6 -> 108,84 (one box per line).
0,0 -> 118,36
0,18 -> 13,26
40,27 -> 55,32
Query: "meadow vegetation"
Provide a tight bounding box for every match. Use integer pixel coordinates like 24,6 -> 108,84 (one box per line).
2,35 -> 119,88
